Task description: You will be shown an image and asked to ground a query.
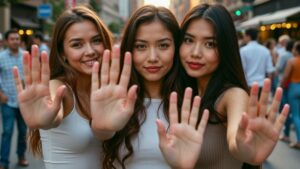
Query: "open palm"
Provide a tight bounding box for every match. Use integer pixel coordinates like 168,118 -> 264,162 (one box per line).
91,46 -> 137,135
157,88 -> 209,169
236,79 -> 289,164
12,45 -> 65,129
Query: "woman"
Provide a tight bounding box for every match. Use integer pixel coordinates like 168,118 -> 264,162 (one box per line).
178,4 -> 289,169
12,5 -> 113,169
90,5 -> 209,169
281,41 -> 300,149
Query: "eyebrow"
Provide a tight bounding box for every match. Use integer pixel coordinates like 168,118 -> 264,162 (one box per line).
184,32 -> 215,40
67,34 -> 101,43
135,38 -> 173,43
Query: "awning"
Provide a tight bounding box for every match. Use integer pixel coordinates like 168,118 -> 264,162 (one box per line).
12,17 -> 40,29
239,6 -> 300,29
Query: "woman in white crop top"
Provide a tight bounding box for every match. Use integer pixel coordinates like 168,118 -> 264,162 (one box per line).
12,5 -> 116,169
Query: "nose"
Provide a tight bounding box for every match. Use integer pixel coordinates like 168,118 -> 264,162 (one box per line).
191,42 -> 201,58
85,43 -> 96,56
148,47 -> 158,62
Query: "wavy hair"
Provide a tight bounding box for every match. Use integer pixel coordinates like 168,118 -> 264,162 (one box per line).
28,5 -> 112,156
102,5 -> 183,169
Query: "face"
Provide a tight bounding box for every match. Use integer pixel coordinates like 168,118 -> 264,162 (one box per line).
6,33 -> 20,51
133,21 -> 175,85
63,20 -> 104,75
180,19 -> 219,81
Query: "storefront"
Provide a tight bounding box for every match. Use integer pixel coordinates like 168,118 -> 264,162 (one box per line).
238,6 -> 300,41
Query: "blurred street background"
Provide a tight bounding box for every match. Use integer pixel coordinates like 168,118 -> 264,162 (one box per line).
0,0 -> 300,169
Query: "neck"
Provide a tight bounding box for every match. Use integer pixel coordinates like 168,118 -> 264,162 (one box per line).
197,76 -> 210,97
76,74 -> 91,94
144,80 -> 161,99
9,48 -> 19,55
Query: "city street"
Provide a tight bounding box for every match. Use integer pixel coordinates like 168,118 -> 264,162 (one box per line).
0,114 -> 299,169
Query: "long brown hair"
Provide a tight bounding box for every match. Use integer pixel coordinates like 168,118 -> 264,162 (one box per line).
180,4 -> 260,169
102,5 -> 183,169
28,5 -> 112,156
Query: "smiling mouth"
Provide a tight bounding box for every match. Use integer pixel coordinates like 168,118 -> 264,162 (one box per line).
187,62 -> 204,70
145,66 -> 161,73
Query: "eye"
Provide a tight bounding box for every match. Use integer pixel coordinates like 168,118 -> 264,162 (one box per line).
92,37 -> 102,44
159,43 -> 170,50
183,37 -> 193,44
204,40 -> 217,49
134,43 -> 147,51
70,42 -> 82,48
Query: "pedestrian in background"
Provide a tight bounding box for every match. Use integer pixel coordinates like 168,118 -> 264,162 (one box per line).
32,31 -> 50,55
240,28 -> 274,98
277,40 -> 295,143
281,41 -> 300,149
0,29 -> 28,169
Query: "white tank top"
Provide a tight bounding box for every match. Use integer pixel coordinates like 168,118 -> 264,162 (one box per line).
121,98 -> 170,169
39,92 -> 102,169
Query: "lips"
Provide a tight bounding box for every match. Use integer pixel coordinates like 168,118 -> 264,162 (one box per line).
187,61 -> 204,70
82,58 -> 98,67
144,66 -> 162,73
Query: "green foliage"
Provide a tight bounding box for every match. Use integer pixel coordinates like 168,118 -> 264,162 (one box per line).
108,21 -> 123,34
89,0 -> 101,13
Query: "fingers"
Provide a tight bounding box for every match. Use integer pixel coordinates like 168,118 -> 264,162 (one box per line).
248,82 -> 259,117
101,50 -> 110,87
258,79 -> 271,117
124,85 -> 138,116
52,85 -> 66,113
237,112 -> 249,140
12,67 -> 23,93
156,119 -> 167,148
268,87 -> 282,123
31,45 -> 41,84
40,51 -> 50,86
119,52 -> 132,89
274,104 -> 289,131
109,46 -> 120,85
23,51 -> 32,87
181,88 -> 193,124
197,109 -> 209,135
189,96 -> 201,127
169,92 -> 178,126
91,61 -> 100,92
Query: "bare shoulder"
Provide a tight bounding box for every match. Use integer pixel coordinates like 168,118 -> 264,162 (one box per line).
223,87 -> 248,99
216,87 -> 249,115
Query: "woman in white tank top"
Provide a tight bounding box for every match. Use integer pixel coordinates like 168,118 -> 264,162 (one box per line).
89,5 -> 209,169
12,5 -> 115,169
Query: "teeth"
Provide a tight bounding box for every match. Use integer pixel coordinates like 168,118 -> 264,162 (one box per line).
85,60 -> 95,66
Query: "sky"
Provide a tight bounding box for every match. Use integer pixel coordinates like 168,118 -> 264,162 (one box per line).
143,0 -> 171,8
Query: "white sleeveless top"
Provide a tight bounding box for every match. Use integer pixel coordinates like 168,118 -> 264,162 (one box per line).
119,98 -> 170,169
39,92 -> 102,169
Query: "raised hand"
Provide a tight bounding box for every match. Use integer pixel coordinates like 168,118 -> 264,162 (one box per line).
12,45 -> 66,129
157,88 -> 209,169
90,46 -> 137,139
236,79 -> 289,164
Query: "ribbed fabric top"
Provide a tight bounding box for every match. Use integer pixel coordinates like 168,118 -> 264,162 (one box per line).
195,123 -> 243,169
289,57 -> 300,83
